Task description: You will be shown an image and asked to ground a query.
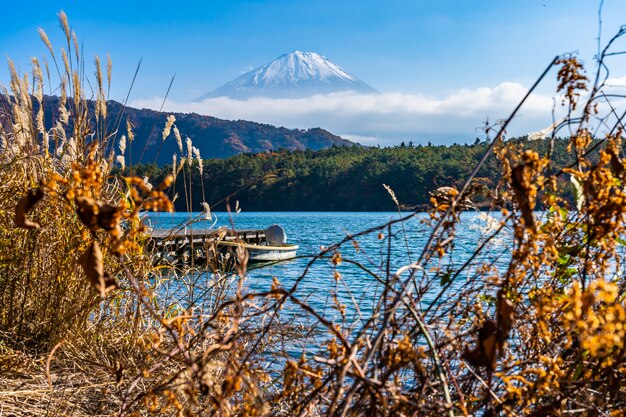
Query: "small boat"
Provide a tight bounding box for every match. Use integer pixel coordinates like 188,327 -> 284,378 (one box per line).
217,241 -> 299,262
217,224 -> 298,263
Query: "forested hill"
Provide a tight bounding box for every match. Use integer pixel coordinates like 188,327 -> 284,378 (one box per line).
34,96 -> 354,163
132,138 -> 576,212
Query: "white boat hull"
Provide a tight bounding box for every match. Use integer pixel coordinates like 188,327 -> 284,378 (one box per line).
218,241 -> 299,262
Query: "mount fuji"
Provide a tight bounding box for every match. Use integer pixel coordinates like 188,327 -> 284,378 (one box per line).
195,51 -> 378,101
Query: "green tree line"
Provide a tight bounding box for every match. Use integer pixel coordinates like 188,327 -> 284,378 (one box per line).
130,137 -> 578,212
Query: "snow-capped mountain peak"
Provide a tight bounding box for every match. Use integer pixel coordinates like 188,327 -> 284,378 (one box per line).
255,51 -> 356,85
195,51 -> 377,100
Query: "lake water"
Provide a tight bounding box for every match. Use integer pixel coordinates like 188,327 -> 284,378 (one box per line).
147,211 -> 513,325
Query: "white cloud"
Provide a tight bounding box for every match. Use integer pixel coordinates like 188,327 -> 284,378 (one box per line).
605,75 -> 626,87
131,82 -> 557,146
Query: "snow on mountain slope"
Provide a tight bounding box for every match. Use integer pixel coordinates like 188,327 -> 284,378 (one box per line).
195,51 -> 377,100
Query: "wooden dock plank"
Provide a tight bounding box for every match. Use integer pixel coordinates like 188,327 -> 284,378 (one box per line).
149,228 -> 265,240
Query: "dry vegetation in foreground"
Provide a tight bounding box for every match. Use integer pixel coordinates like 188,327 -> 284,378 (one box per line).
5,12 -> 626,417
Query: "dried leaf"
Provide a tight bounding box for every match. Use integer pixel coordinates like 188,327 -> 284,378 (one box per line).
78,241 -> 118,297
75,197 -> 122,231
97,203 -> 122,231
511,165 -> 535,229
462,320 -> 497,370
75,196 -> 98,229
496,294 -> 515,344
463,294 -> 515,371
14,188 -> 44,229
609,148 -> 625,178
583,175 -> 595,203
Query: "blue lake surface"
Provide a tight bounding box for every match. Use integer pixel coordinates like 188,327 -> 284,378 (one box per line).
147,211 -> 513,325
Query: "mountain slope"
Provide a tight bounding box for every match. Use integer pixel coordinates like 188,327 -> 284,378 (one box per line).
196,51 -> 377,100
120,102 -> 355,164
34,97 -> 355,165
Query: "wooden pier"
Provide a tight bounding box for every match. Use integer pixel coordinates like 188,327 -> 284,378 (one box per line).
147,228 -> 267,268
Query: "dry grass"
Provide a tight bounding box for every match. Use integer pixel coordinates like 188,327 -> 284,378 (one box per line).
0,345 -> 120,416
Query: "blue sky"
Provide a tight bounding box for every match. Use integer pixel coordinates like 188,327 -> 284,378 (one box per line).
2,1 -> 626,144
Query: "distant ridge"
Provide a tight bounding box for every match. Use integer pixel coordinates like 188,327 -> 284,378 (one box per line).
195,51 -> 377,100
32,96 -> 356,165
